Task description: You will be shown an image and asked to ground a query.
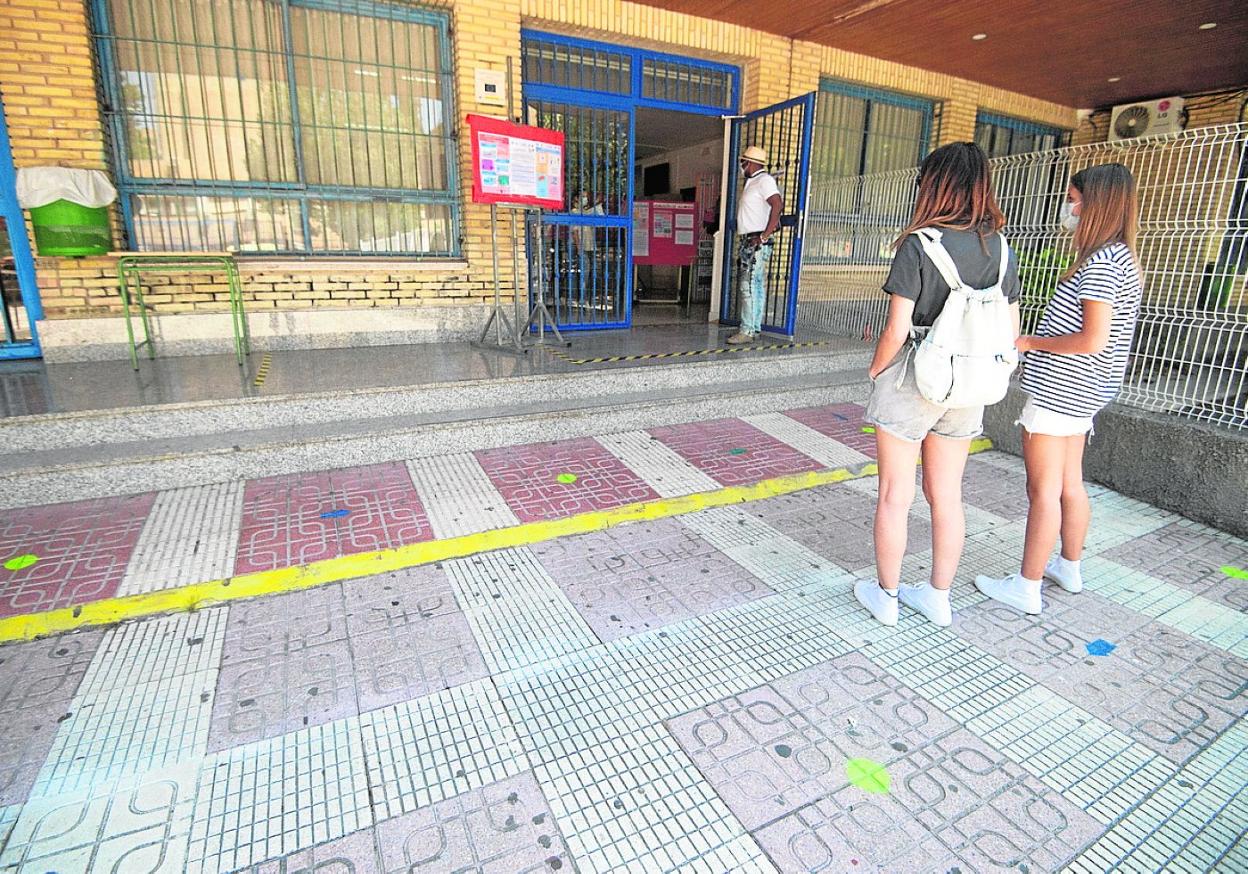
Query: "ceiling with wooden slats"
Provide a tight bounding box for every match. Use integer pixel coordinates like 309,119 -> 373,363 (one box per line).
630,0 -> 1247,107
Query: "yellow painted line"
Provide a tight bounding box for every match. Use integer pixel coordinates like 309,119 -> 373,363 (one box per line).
0,438 -> 993,643
552,340 -> 831,366
252,352 -> 272,387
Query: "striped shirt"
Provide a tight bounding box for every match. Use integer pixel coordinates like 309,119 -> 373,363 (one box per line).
1020,242 -> 1142,418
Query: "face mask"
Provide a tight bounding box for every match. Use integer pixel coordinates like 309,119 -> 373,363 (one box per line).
1059,200 -> 1080,232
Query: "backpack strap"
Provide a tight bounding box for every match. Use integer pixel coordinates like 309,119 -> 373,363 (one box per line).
996,232 -> 1010,286
912,228 -> 968,291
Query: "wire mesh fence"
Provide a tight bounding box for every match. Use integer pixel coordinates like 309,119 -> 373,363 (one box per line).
799,122 -> 1248,430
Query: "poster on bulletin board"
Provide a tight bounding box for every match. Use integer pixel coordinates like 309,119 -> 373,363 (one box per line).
466,114 -> 565,209
633,200 -> 697,265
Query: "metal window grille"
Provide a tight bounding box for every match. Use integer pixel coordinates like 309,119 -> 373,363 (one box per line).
975,112 -> 1070,157
92,0 -> 459,257
799,122 -> 1248,430
522,37 -> 631,96
640,58 -> 732,110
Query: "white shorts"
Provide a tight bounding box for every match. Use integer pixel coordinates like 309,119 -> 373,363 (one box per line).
1017,397 -> 1095,437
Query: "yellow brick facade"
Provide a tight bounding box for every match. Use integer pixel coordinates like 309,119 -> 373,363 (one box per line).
2,0 -> 1078,341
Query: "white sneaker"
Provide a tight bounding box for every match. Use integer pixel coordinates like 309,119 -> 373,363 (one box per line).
854,579 -> 898,627
898,581 -> 952,627
1044,556 -> 1083,593
974,573 -> 1043,615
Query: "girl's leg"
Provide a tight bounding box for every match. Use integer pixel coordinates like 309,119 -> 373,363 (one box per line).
1059,435 -> 1090,560
873,429 -> 923,590
920,433 -> 972,590
1020,430 -> 1070,581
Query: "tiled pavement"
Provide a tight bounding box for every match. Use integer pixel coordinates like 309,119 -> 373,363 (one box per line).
0,401 -> 1245,872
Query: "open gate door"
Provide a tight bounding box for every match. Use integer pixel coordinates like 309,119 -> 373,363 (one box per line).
720,93 -> 815,338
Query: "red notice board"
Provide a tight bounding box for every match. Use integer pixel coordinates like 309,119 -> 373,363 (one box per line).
633,200 -> 698,266
467,114 -> 565,209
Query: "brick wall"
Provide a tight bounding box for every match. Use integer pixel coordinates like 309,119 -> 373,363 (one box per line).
3,0 -> 1079,332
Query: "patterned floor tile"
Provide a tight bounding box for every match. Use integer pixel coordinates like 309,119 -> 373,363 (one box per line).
241,826 -> 380,873
375,771 -> 571,872
596,429 -> 720,497
31,611 -> 227,798
218,584 -> 348,667
475,437 -> 659,523
343,567 -> 487,713
359,679 -> 529,821
234,463 -> 433,575
666,651 -> 959,831
747,481 -> 929,572
0,632 -> 102,805
742,411 -> 873,471
0,493 -> 156,617
782,403 -> 878,458
405,452 -> 521,539
187,718 -> 372,873
960,453 -> 1033,521
648,417 -> 823,487
0,760 -> 198,873
533,517 -> 772,641
1102,519 -> 1248,612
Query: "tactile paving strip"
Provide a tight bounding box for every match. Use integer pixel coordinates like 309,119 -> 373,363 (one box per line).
359,679 -> 529,821
186,718 -> 372,873
405,452 -> 520,539
596,430 -> 720,497
444,548 -> 600,674
119,482 -> 245,595
742,411 -> 873,470
30,610 -> 227,798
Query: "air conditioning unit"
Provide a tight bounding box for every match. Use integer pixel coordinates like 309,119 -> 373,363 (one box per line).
1109,97 -> 1186,142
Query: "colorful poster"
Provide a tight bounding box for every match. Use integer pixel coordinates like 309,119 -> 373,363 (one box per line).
653,211 -> 673,238
633,200 -> 697,265
467,115 -> 565,209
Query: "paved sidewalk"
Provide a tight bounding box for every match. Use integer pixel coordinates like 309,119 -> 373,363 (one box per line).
0,402 -> 1244,872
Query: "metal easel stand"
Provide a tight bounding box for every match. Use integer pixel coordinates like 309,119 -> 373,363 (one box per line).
473,202 -> 526,354
519,208 -> 570,348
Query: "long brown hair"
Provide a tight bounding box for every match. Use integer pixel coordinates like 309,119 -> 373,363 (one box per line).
1061,163 -> 1140,282
893,142 -> 1005,249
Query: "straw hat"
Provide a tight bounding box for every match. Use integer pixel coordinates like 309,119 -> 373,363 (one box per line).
740,146 -> 767,165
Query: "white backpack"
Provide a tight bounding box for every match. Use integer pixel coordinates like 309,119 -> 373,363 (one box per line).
909,228 -> 1018,408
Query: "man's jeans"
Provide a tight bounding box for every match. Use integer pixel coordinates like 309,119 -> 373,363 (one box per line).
737,238 -> 772,334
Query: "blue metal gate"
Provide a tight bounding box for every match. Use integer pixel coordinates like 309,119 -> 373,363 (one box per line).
522,31 -> 739,331
0,96 -> 42,359
720,93 -> 816,338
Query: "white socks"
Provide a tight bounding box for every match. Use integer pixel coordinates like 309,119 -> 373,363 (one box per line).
898,581 -> 952,627
1045,555 -> 1083,593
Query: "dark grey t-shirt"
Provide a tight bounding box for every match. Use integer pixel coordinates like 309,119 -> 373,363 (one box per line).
883,227 -> 1020,326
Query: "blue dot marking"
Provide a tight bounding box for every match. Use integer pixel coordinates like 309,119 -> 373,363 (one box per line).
1085,639 -> 1116,657
320,509 -> 350,519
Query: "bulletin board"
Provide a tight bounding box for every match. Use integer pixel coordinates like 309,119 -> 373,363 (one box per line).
632,200 -> 697,265
466,114 -> 565,209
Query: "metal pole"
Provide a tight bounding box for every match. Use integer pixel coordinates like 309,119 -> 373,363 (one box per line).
490,202 -> 502,345
511,207 -> 523,344
535,209 -> 544,341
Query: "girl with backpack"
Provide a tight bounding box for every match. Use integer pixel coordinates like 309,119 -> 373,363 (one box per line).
854,142 -> 1021,628
976,163 -> 1143,614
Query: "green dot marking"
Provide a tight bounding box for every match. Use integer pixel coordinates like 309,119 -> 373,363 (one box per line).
861,426 -> 876,434
556,473 -> 578,484
1221,565 -> 1248,580
846,758 -> 890,794
728,448 -> 747,456
3,554 -> 38,571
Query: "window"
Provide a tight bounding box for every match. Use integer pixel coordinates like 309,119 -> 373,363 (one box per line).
94,0 -> 459,257
975,113 -> 1068,157
806,81 -> 934,263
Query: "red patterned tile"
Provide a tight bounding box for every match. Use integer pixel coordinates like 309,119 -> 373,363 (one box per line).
784,403 -> 878,458
475,438 -> 659,523
0,494 -> 156,618
648,418 -> 823,487
234,463 -> 432,575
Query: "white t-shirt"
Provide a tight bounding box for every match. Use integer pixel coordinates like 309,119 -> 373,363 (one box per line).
736,171 -> 780,234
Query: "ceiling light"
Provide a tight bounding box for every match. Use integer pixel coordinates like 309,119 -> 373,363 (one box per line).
1199,22 -> 1217,30
1107,76 -> 1121,82
971,33 -> 987,41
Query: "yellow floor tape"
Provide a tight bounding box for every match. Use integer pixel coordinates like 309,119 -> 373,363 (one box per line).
0,438 -> 992,643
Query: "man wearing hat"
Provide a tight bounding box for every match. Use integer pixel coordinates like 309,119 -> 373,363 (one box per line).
728,145 -> 782,344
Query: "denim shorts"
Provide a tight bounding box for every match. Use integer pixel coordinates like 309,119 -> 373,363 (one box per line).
865,349 -> 984,443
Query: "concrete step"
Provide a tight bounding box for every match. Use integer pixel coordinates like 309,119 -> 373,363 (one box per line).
0,346 -> 867,453
0,349 -> 873,508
